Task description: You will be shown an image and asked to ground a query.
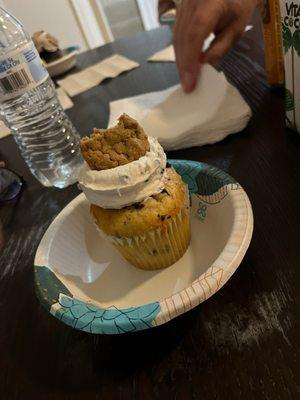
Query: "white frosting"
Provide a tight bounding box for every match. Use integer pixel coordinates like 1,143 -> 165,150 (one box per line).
78,136 -> 167,209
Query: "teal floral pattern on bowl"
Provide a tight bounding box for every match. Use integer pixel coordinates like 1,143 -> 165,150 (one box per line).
35,265 -> 160,334
34,160 -> 253,334
170,159 -> 237,197
169,159 -> 203,193
56,294 -> 160,334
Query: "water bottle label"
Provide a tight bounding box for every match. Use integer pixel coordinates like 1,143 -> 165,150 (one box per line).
0,42 -> 48,100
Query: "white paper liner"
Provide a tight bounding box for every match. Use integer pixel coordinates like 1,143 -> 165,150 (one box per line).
110,206 -> 190,270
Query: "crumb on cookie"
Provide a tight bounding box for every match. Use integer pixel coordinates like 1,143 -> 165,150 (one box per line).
80,114 -> 150,170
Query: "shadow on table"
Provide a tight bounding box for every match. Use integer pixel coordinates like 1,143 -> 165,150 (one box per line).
91,306 -> 200,378
2,266 -> 201,394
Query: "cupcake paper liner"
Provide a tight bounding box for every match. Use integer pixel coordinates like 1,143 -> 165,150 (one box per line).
110,206 -> 190,270
92,184 -> 190,270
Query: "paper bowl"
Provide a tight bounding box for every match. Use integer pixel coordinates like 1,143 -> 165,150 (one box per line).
46,47 -> 78,77
34,160 -> 253,334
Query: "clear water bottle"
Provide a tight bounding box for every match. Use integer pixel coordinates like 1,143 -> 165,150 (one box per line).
0,7 -> 83,188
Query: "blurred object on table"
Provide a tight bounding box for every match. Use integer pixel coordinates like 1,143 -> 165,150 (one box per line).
0,164 -> 24,206
159,8 -> 176,27
32,30 -> 78,77
32,30 -> 61,62
260,0 -> 284,87
45,47 -> 79,77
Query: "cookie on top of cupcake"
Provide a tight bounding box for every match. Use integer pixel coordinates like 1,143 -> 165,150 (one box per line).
78,114 -> 190,270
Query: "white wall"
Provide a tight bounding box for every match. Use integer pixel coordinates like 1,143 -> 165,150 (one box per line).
1,0 -> 88,51
136,0 -> 159,30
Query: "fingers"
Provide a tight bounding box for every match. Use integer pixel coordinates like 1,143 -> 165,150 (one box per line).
173,0 -> 257,92
174,0 -> 220,92
203,22 -> 244,65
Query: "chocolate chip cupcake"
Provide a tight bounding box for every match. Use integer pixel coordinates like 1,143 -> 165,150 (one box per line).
78,114 -> 190,270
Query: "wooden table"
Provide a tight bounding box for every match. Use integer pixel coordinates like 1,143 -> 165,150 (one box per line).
1,17 -> 299,400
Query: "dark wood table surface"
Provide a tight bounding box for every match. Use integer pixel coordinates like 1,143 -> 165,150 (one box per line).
0,15 -> 299,400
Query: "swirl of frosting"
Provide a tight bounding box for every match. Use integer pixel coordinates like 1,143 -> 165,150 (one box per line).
78,136 -> 167,209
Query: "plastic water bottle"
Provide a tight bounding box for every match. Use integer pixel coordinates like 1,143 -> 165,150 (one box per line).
0,7 -> 83,188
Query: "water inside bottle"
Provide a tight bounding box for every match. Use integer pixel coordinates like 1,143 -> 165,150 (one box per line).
1,77 -> 83,188
0,7 -> 83,188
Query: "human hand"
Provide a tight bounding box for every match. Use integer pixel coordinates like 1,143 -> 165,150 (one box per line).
174,0 -> 257,92
158,0 -> 176,16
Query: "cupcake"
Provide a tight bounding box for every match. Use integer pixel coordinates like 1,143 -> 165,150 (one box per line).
78,114 -> 190,270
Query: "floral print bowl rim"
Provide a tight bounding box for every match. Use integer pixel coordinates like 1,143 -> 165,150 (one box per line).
34,160 -> 253,334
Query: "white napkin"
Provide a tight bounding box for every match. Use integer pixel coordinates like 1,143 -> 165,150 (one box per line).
0,88 -> 74,140
0,121 -> 10,139
148,45 -> 175,62
57,54 -> 139,97
148,35 -> 214,62
148,26 -> 253,62
108,64 -> 252,150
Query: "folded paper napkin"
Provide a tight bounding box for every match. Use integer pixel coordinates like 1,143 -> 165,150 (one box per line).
56,87 -> 73,110
57,54 -> 139,97
148,34 -> 214,62
0,121 -> 11,140
148,26 -> 253,62
148,44 -> 175,63
108,64 -> 252,151
0,88 -> 73,139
